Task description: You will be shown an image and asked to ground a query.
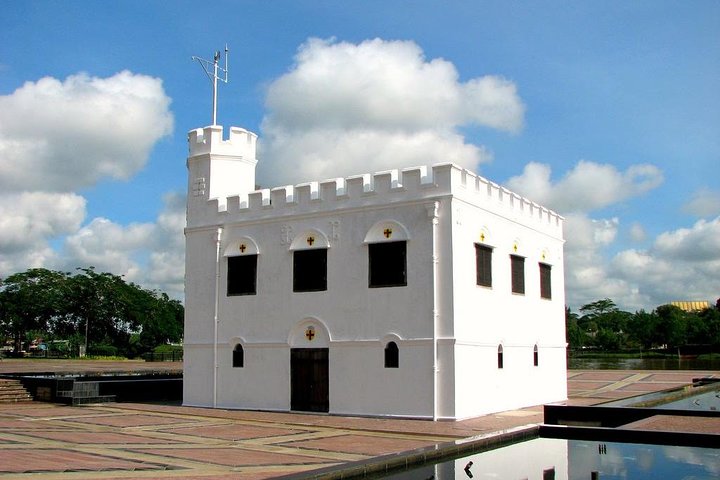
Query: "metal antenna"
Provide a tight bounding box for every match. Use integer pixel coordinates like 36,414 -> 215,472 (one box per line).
192,45 -> 229,126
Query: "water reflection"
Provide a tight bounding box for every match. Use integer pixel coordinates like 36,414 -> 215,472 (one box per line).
568,356 -> 720,370
569,441 -> 720,479
380,438 -> 720,479
658,387 -> 720,411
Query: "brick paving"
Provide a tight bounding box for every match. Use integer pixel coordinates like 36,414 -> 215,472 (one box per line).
0,360 -> 717,479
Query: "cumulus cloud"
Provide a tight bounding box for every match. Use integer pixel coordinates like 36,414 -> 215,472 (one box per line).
628,222 -> 647,242
561,216 -> 720,311
506,160 -> 663,213
0,71 -> 173,192
59,192 -> 186,297
0,70 -> 180,296
259,38 -> 523,185
561,213 -> 636,308
683,188 -> 720,217
504,159 -> 671,309
0,192 -> 86,253
653,217 -> 720,261
0,192 -> 86,274
610,217 -> 720,307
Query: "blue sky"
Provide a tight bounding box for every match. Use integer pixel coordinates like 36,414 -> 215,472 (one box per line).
1,1 -> 718,311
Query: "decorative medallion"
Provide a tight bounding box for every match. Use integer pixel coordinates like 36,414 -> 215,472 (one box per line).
192,177 -> 206,197
305,326 -> 316,341
383,228 -> 393,239
513,243 -> 518,252
306,236 -> 315,246
480,232 -> 485,242
280,225 -> 293,245
239,244 -> 247,253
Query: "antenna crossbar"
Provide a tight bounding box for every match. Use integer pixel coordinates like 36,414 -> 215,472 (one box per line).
192,45 -> 229,126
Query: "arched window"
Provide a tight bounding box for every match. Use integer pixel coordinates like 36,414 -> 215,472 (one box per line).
233,344 -> 244,368
497,344 -> 504,369
533,344 -> 539,367
365,221 -> 409,288
384,341 -> 399,368
290,230 -> 330,293
225,237 -> 260,296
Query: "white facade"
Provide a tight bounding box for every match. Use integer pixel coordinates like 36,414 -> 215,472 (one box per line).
184,124 -> 567,420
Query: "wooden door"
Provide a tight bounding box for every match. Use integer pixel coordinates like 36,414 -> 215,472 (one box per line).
290,348 -> 329,412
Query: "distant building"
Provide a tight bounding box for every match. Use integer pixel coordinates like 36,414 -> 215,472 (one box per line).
669,301 -> 711,312
183,123 -> 567,420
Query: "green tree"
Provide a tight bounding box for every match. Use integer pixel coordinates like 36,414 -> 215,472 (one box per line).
0,269 -> 70,354
565,306 -> 588,349
1,267 -> 183,358
654,304 -> 688,349
577,298 -> 631,350
626,309 -> 659,349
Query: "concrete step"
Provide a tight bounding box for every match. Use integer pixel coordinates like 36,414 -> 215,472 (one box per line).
0,379 -> 33,403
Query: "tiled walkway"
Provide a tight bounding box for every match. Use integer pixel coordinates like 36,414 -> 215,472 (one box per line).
0,365 -> 716,479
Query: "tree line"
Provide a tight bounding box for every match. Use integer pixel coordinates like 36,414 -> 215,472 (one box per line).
0,267 -> 183,358
567,298 -> 720,352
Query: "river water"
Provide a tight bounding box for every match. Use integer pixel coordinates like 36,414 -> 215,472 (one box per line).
568,356 -> 720,370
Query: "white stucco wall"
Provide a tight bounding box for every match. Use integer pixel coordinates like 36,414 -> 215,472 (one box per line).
184,125 -> 566,419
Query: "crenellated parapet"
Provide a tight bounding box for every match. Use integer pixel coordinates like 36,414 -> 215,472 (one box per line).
453,167 -> 564,229
191,154 -> 562,232
188,125 -> 258,159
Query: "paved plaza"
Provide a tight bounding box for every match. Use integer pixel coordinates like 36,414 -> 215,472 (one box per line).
0,360 -> 717,479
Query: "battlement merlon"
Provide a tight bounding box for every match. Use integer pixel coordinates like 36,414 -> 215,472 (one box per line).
188,125 -> 258,159
188,159 -> 563,235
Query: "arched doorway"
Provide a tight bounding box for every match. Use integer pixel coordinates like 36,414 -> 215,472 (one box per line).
288,319 -> 330,413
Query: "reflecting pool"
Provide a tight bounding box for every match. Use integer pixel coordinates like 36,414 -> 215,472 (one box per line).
658,387 -> 720,411
379,438 -> 720,480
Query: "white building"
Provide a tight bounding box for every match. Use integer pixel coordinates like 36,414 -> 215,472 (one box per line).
183,124 -> 567,420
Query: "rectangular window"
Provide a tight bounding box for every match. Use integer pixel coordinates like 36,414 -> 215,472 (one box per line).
510,255 -> 525,294
540,263 -> 552,299
369,241 -> 407,288
475,244 -> 492,287
227,255 -> 257,296
293,249 -> 327,292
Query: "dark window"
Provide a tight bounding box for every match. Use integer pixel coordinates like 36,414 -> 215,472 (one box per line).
293,249 -> 327,292
540,263 -> 552,299
369,241 -> 407,288
227,255 -> 258,296
384,341 -> 399,368
233,344 -> 244,368
497,345 -> 504,369
475,244 -> 493,287
533,345 -> 539,366
510,255 -> 525,294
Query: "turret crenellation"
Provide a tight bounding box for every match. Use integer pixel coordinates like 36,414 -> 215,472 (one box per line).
188,125 -> 258,159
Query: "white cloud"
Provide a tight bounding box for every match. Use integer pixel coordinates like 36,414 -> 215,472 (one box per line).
0,192 -> 86,275
506,160 -> 663,213
63,217 -> 155,276
683,188 -> 720,217
0,192 -> 86,253
628,222 -> 646,242
59,192 -> 186,298
562,213 -> 636,308
258,38 -> 523,185
0,70 -> 179,297
653,217 -> 720,262
563,216 -> 720,311
0,71 -> 173,192
611,217 -> 720,306
512,159 -> 718,310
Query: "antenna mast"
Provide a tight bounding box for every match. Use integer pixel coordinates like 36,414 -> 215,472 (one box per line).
192,45 -> 229,126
